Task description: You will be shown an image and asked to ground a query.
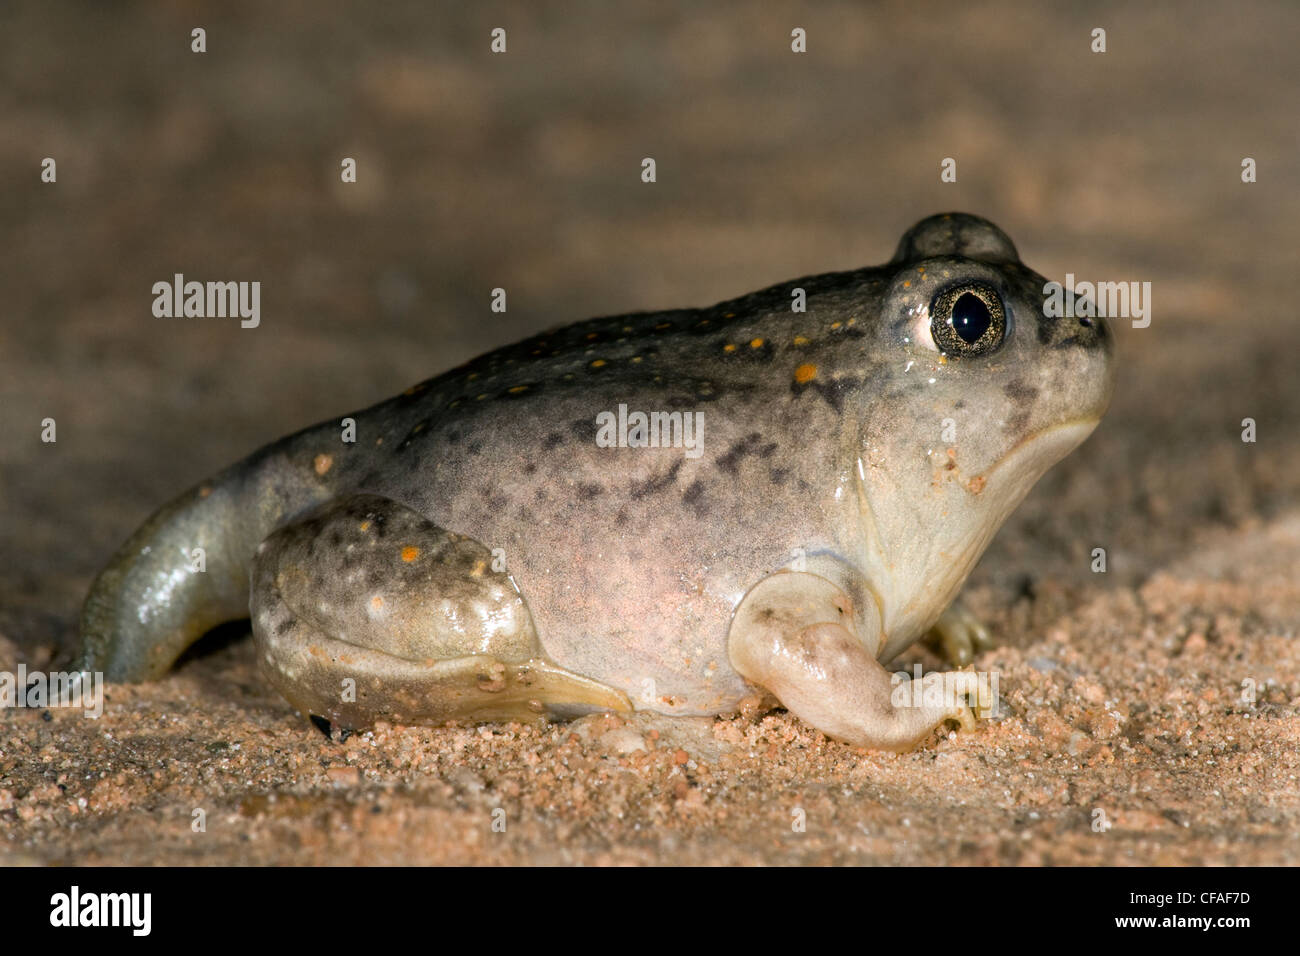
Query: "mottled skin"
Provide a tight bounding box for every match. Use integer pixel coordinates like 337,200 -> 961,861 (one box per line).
82,213 -> 1115,749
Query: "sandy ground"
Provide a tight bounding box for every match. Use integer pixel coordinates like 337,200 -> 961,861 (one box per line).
1,2 -> 1298,865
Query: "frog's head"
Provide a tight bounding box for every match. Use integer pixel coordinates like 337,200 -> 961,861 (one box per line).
853,213 -> 1116,657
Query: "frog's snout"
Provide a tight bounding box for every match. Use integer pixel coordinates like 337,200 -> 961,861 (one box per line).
1076,309 -> 1118,420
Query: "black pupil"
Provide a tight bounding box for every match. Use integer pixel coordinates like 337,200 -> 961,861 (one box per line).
951,292 -> 991,344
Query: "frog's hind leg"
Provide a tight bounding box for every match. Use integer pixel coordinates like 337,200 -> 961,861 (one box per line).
922,600 -> 995,667
250,494 -> 631,730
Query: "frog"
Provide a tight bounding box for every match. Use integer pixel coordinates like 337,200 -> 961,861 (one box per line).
80,212 -> 1115,751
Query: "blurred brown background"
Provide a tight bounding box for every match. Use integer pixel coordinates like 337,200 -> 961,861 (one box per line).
1,2 -> 1298,864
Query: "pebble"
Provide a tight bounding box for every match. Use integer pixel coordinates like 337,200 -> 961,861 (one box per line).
598,728 -> 648,755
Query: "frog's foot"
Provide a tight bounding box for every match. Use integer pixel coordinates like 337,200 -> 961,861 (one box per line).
728,571 -> 981,751
923,600 -> 995,667
250,493 -> 631,730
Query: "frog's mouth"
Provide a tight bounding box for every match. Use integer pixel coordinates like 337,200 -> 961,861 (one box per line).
985,418 -> 1101,494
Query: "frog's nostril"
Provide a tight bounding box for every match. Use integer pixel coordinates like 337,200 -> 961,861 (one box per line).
1078,315 -> 1094,328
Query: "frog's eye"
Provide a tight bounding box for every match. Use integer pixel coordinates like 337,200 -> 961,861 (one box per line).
929,282 -> 1007,357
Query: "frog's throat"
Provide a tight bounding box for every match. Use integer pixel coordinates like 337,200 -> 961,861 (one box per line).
853,418 -> 1099,661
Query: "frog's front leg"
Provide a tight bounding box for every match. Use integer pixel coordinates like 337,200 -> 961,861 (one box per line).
727,571 -> 979,751
250,493 -> 631,730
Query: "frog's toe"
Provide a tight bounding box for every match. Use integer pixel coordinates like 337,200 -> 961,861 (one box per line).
923,601 -> 995,667
249,494 -> 630,730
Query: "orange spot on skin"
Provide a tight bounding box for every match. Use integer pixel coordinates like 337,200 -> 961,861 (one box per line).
723,343 -> 737,352
750,337 -> 765,348
371,595 -> 384,610
198,486 -> 212,498
831,321 -> 842,329
590,359 -> 607,368
401,546 -> 420,562
313,453 -> 333,476
508,385 -> 528,394
903,280 -> 911,288
793,335 -> 809,346
967,475 -> 987,494
794,363 -> 817,384
655,322 -> 672,330
360,521 -> 371,532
